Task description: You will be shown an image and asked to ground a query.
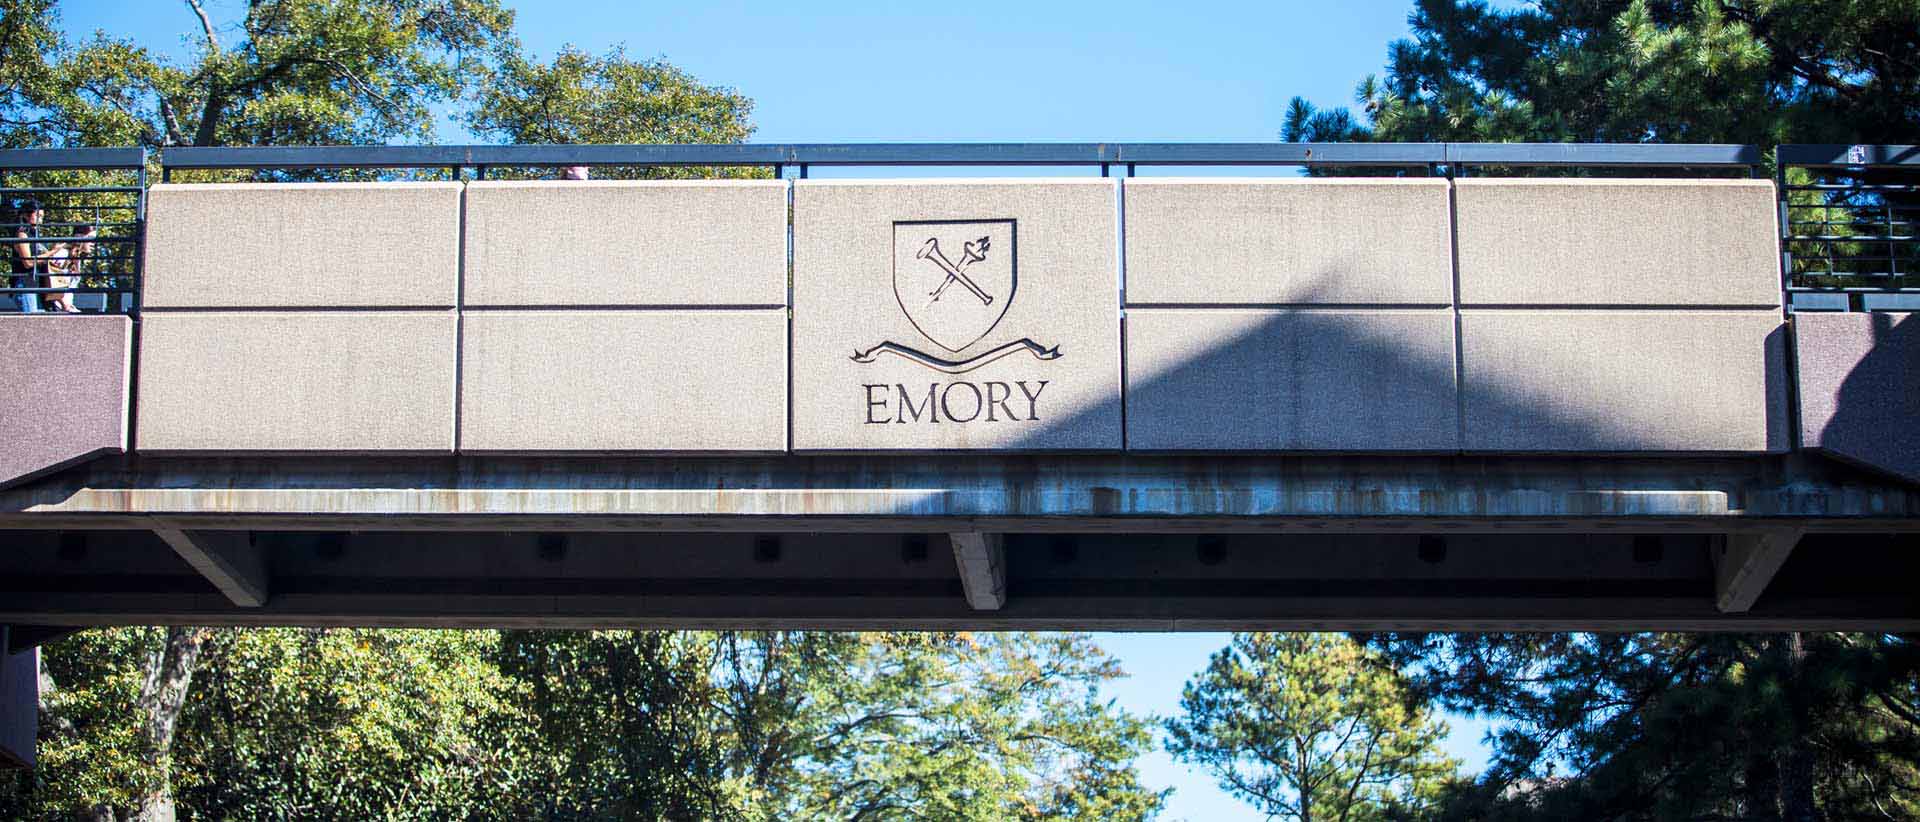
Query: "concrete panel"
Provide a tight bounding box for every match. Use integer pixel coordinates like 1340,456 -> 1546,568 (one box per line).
0,315 -> 130,488
1461,310 -> 1787,452
137,311 -> 455,451
1794,311 -> 1920,483
1125,179 -> 1453,305
143,182 -> 461,308
463,180 -> 788,307
792,180 -> 1120,450
1455,179 -> 1780,307
1127,308 -> 1458,450
459,310 -> 787,452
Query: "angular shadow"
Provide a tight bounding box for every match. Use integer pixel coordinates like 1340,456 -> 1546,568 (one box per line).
1813,312 -> 1920,483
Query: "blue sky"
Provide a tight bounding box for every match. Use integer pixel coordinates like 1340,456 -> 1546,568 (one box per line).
60,2 -> 1495,817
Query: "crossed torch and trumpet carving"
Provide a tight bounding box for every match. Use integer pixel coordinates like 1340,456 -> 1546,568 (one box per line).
916,235 -> 994,305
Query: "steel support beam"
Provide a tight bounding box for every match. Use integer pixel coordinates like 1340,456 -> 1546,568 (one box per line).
1715,528 -> 1805,613
151,525 -> 269,607
949,532 -> 1006,611
0,629 -> 35,770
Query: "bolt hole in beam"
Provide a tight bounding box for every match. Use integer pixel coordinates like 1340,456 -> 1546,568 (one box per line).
753,535 -> 782,564
900,534 -> 929,565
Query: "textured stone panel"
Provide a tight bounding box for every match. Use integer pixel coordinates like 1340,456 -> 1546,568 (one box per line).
143,183 -> 461,308
1455,179 -> 1780,307
1794,311 -> 1920,483
0,315 -> 129,488
137,311 -> 455,451
1125,179 -> 1453,305
792,180 -> 1119,450
460,310 -> 787,451
1461,310 -> 1787,452
463,180 -> 788,307
1127,308 -> 1458,450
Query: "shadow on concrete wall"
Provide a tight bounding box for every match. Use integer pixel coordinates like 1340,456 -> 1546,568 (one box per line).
1815,313 -> 1920,484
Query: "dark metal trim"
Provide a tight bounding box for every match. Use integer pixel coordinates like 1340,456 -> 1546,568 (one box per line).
0,147 -> 147,170
157,142 -> 1764,171
1446,142 -> 1761,167
1777,144 -> 1920,167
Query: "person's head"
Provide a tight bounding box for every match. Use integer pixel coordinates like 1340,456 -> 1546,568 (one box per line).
18,199 -> 43,224
561,165 -> 590,181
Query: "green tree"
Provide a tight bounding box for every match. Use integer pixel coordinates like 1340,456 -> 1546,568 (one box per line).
1167,633 -> 1458,822
2,0 -> 514,150
7,628 -> 526,821
171,629 -> 526,819
496,631 -> 1166,821
1284,0 -> 1920,146
463,44 -> 762,179
467,44 -> 754,146
1362,632 -> 1920,820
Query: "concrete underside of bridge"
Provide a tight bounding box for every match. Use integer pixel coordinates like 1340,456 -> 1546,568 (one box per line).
2,453 -> 1916,633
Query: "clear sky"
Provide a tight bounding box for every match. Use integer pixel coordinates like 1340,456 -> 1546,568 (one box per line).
59,2 -> 1494,817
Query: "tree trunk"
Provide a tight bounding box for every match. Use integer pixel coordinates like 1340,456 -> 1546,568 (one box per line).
1780,633 -> 1818,822
1743,751 -> 1781,822
127,627 -> 211,822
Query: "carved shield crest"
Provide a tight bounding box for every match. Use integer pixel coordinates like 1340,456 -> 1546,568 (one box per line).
892,220 -> 1016,353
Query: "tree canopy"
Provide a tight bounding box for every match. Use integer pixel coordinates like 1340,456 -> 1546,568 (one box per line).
1167,633 -> 1458,821
1285,0 -> 1920,146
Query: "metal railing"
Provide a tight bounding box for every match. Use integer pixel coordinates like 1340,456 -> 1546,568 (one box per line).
0,147 -> 147,315
0,142 -> 1784,318
156,142 -> 1764,179
1778,144 -> 1920,310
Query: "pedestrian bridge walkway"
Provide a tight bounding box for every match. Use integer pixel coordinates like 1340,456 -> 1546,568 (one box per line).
0,143 -> 1916,637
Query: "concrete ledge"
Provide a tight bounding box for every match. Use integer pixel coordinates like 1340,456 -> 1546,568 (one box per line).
137,311 -> 455,451
1795,311 -> 1920,483
1126,308 -> 1458,450
1455,179 -> 1780,307
463,180 -> 788,307
459,310 -> 788,451
1461,309 -> 1787,452
0,315 -> 130,488
143,183 -> 461,308
1124,179 -> 1453,305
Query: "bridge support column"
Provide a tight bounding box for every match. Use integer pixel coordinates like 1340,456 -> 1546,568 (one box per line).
152,525 -> 269,607
1715,529 -> 1804,613
949,532 -> 1006,611
0,628 -> 36,769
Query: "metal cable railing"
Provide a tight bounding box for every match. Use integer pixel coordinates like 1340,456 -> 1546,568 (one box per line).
0,148 -> 147,315
155,142 -> 1763,179
1778,145 -> 1920,310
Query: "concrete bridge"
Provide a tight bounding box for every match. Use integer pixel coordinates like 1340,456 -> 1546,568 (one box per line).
4,140 -> 1918,765
1,142 -> 1917,643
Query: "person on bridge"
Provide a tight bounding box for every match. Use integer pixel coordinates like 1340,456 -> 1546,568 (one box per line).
38,223 -> 95,313
8,199 -> 46,313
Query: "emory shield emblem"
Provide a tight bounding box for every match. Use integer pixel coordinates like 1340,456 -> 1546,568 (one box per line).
892,220 -> 1016,353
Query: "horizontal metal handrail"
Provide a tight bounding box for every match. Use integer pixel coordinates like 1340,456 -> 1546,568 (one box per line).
0,147 -> 148,170
0,149 -> 147,315
155,141 -> 1763,171
1778,145 -> 1920,305
1776,144 -> 1920,167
